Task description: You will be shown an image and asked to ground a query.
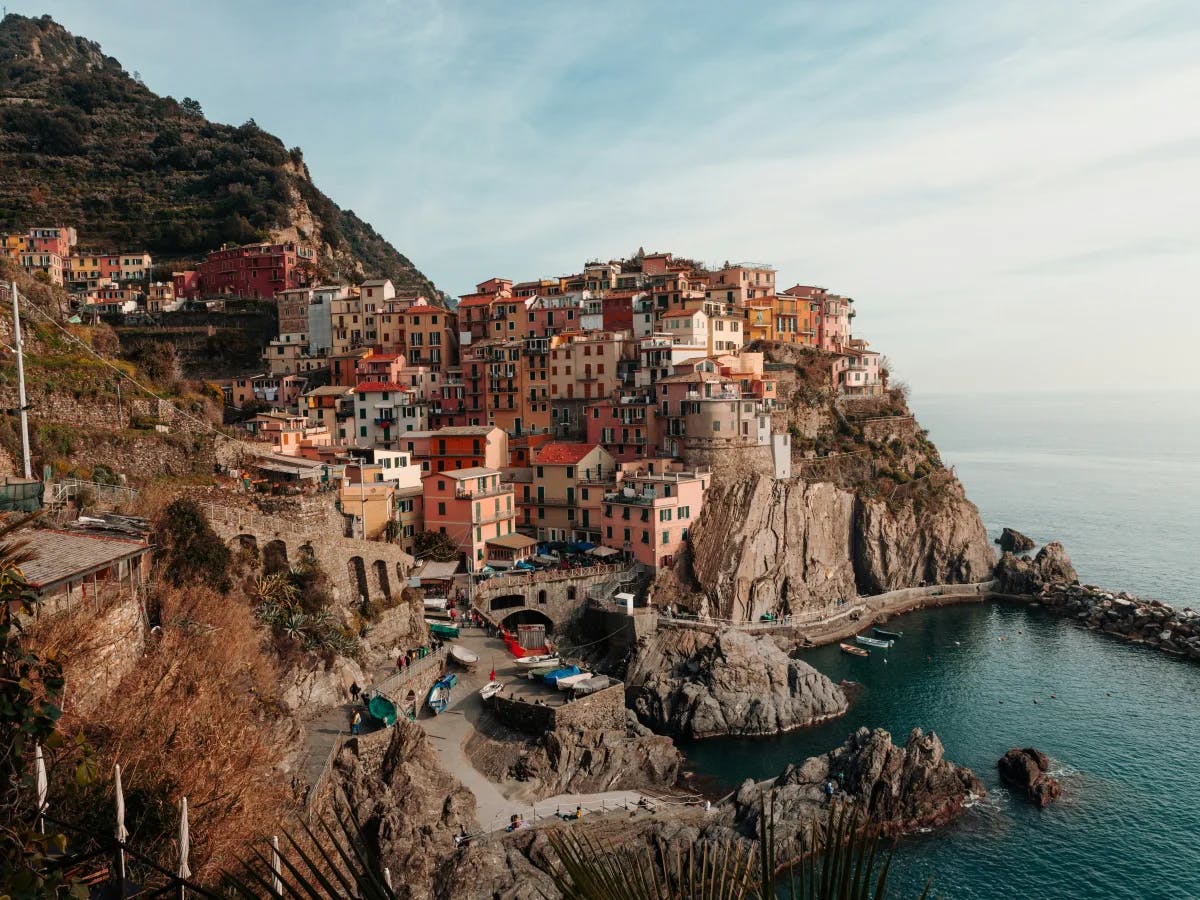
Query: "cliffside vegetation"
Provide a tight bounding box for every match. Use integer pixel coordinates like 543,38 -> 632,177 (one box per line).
0,13 -> 438,295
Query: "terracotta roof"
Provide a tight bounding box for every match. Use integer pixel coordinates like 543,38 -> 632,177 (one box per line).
361,353 -> 402,362
660,310 -> 702,319
457,295 -> 496,308
355,381 -> 408,392
406,305 -> 444,315
534,442 -> 599,465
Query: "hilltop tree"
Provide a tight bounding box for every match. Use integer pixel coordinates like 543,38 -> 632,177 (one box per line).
179,96 -> 202,117
154,498 -> 231,591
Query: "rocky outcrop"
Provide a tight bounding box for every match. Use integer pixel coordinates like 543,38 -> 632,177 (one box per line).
511,713 -> 683,796
333,723 -> 476,900
633,629 -> 847,739
280,654 -> 364,712
687,473 -> 994,622
724,726 -> 985,839
998,747 -> 1062,808
995,542 -> 1078,594
996,527 -> 1036,553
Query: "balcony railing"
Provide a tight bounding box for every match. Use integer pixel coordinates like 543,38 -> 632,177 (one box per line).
472,508 -> 514,525
455,484 -> 511,500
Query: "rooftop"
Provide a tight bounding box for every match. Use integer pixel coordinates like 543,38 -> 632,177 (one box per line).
443,466 -> 503,480
533,442 -> 600,465
355,381 -> 409,393
19,529 -> 150,590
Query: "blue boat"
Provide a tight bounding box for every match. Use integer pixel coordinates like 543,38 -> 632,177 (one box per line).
542,665 -> 581,686
856,635 -> 893,650
873,627 -> 903,640
428,674 -> 458,715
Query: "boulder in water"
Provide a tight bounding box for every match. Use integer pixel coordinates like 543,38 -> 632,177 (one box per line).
996,527 -> 1036,552
995,541 -> 1078,594
997,746 -> 1063,808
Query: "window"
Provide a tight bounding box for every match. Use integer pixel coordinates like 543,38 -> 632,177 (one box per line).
437,502 -> 446,515
641,530 -> 649,544
662,530 -> 670,545
359,408 -> 366,419
659,508 -> 672,522
538,590 -> 547,605
567,587 -> 577,600
566,466 -> 575,478
359,426 -> 367,437
713,420 -> 721,432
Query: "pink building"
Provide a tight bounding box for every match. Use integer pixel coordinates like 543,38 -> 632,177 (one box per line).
599,464 -> 710,568
422,467 -> 518,569
356,352 -> 406,382
585,397 -> 655,462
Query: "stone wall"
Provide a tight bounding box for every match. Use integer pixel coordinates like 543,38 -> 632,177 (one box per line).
491,681 -> 626,734
859,416 -> 917,443
581,607 -> 658,651
475,564 -> 629,630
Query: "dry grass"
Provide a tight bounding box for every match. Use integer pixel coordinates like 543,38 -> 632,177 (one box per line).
31,581 -> 299,882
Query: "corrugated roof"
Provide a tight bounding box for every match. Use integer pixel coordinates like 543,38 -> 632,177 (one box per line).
19,529 -> 150,589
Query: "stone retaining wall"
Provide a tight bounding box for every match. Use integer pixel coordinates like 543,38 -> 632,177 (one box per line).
491,681 -> 626,734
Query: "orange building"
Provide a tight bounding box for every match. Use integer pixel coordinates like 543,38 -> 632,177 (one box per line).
404,305 -> 459,375
422,467 -> 518,569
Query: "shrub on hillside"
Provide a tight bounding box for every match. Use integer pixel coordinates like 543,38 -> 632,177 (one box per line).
154,498 -> 231,591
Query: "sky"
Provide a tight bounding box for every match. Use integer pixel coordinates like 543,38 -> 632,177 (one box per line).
13,0 -> 1200,392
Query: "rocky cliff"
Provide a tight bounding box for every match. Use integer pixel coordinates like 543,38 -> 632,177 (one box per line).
685,471 -> 993,622
631,629 -> 848,738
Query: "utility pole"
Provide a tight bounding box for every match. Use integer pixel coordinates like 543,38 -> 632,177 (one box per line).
12,281 -> 32,479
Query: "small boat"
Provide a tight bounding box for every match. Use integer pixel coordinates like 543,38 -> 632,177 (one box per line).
423,597 -> 448,611
855,635 -> 893,649
449,644 -> 479,669
428,674 -> 458,715
555,672 -> 593,690
516,654 -> 560,668
840,642 -> 870,658
572,675 -> 612,695
426,619 -> 460,638
368,692 -> 398,725
543,665 -> 581,686
527,664 -> 560,680
873,627 -> 902,640
479,681 -> 504,701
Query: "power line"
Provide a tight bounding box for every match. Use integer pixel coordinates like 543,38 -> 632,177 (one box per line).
15,292 -> 255,453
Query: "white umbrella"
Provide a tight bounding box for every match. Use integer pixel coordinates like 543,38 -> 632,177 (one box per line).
114,764 -> 128,883
34,744 -> 48,833
271,835 -> 283,896
177,796 -> 191,880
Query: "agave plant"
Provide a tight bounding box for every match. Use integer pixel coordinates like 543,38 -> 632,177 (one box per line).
251,572 -> 299,609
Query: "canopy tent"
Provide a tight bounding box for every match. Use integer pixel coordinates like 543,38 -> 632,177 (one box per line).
588,545 -> 620,558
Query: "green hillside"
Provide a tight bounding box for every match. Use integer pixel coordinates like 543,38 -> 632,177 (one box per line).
0,13 -> 438,296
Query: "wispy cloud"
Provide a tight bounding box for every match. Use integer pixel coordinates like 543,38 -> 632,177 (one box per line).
25,0 -> 1200,391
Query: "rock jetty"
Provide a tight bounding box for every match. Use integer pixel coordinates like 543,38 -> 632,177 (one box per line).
723,726 -> 985,839
998,747 -> 1062,808
996,527 -> 1036,552
632,629 -> 848,738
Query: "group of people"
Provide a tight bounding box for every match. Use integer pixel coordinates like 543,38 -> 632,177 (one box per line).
397,642 -> 439,672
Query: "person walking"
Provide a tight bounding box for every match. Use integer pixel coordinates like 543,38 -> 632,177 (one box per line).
350,710 -> 362,736
349,681 -> 361,703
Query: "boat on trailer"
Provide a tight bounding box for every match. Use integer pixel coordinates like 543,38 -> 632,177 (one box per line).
428,674 -> 458,715
449,644 -> 479,669
873,627 -> 903,640
855,634 -> 893,650
840,642 -> 870,658
515,654 -> 559,668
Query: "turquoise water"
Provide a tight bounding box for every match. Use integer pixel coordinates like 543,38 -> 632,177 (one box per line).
684,392 -> 1200,898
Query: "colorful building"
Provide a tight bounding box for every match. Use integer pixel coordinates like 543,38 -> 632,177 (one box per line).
422,467 -> 518,569
600,464 -> 710,569
176,241 -> 316,300
521,442 -> 615,543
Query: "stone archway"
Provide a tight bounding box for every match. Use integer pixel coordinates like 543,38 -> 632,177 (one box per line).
372,560 -> 392,603
500,609 -> 555,634
348,556 -> 369,604
262,539 -> 289,575
489,593 -> 526,613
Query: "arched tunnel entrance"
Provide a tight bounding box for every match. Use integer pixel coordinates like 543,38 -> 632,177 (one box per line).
499,609 -> 554,634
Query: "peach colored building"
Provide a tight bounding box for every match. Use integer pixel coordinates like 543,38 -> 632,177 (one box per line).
520,442 -> 615,543
600,464 -> 710,569
405,304 -> 459,375
548,331 -> 624,403
399,425 -> 508,475
422,467 -> 517,569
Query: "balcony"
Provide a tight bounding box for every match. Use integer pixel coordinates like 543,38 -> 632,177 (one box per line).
530,496 -> 574,508
373,417 -> 394,427
603,490 -> 662,506
455,483 -> 511,500
472,509 -> 514,525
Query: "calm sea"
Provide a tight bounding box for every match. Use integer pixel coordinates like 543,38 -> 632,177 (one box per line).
684,391 -> 1200,898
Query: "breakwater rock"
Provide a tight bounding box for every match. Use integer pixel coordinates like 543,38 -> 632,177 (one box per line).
998,747 -> 1062,808
632,629 -> 848,739
1029,582 -> 1200,660
722,726 -> 985,839
995,542 -> 1078,593
997,527 -> 1036,552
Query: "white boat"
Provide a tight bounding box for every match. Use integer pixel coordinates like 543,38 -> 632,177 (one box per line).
423,597 -> 448,611
855,635 -> 893,650
515,654 -> 559,668
479,681 -> 504,700
449,644 -> 479,668
571,675 -> 611,695
555,671 -> 593,690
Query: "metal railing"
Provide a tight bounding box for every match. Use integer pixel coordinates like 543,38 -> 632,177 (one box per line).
371,645 -> 447,700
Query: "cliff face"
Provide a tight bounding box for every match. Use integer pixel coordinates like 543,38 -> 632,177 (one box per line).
686,471 -> 992,621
